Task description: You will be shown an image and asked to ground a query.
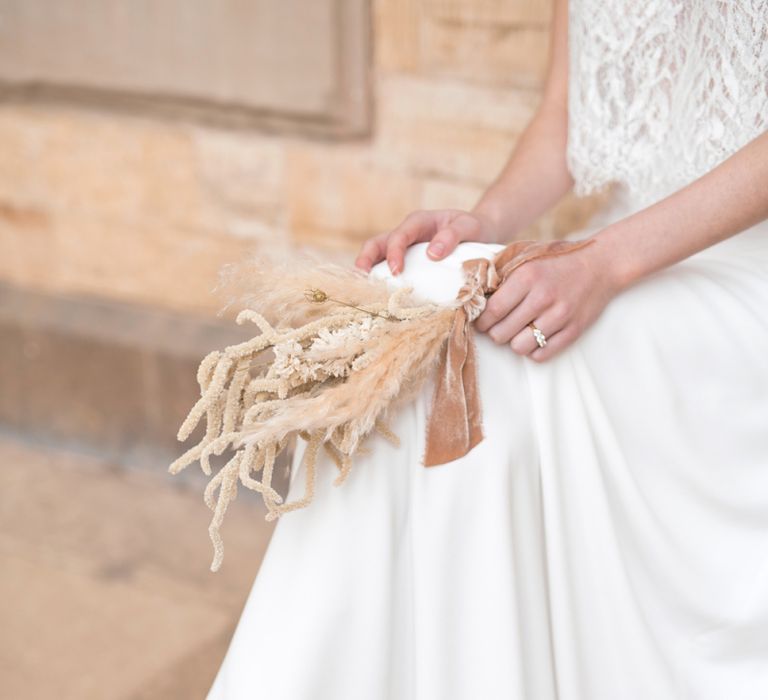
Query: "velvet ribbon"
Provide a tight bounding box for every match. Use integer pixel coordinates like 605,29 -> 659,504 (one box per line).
422,237 -> 596,467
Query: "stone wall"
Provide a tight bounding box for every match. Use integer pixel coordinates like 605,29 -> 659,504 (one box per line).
0,0 -> 599,315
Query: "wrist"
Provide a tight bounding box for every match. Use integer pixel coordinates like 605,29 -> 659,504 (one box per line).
469,204 -> 516,244
585,225 -> 644,294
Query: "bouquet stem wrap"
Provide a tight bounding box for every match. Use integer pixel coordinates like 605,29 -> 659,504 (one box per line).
170,237 -> 594,571
423,237 -> 595,465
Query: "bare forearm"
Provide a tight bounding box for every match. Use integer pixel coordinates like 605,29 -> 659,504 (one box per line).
591,130 -> 768,292
470,0 -> 572,244
471,107 -> 574,242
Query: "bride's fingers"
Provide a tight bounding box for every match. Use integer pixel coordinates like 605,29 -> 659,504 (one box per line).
507,302 -> 570,356
385,211 -> 437,274
475,282 -> 530,334
509,318 -> 556,356
427,227 -> 460,260
527,322 -> 581,362
485,297 -> 547,345
354,232 -> 388,272
426,212 -> 483,260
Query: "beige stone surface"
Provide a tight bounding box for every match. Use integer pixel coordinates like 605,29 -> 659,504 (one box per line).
423,0 -> 553,25
0,434 -> 277,700
0,0 -> 371,136
420,20 -> 550,88
375,0 -> 551,86
0,106 -> 201,224
0,0 -> 603,315
374,0 -> 422,73
419,178 -> 486,212
0,106 -> 292,313
0,282 -> 270,466
373,75 -> 539,184
285,142 -> 423,251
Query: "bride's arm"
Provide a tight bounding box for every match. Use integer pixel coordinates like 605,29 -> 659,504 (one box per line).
590,129 -> 768,293
469,0 -> 573,238
354,0 -> 572,274
472,128 -> 768,363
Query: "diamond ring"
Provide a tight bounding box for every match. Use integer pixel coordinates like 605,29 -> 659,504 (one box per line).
528,322 -> 547,348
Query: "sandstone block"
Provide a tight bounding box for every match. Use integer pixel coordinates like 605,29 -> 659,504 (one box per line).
421,20 -> 550,88
373,75 -> 538,183
285,142 -> 422,249
0,435 -> 277,700
423,0 -> 553,26
0,209 -> 273,314
420,178 -> 486,212
192,128 -> 287,227
0,106 -> 205,227
373,0 -> 422,73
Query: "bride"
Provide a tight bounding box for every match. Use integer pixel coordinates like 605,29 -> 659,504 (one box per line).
206,1 -> 768,698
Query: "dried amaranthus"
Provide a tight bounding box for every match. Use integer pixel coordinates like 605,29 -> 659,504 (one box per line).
169,254 -> 455,572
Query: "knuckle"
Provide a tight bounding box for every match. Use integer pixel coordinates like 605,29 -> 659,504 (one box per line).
483,298 -> 502,320
531,343 -> 553,362
513,267 -> 533,286
524,259 -> 545,276
567,319 -> 583,337
487,324 -> 505,344
551,301 -> 570,323
454,212 -> 481,235
532,288 -> 555,308
404,209 -> 427,225
570,324 -> 584,342
436,227 -> 459,244
509,337 -> 528,354
369,234 -> 387,251
486,286 -> 518,318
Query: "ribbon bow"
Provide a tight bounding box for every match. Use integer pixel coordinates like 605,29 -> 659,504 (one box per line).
422,237 -> 596,466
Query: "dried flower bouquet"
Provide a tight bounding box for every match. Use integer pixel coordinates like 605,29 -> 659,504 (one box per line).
170,238 -> 594,571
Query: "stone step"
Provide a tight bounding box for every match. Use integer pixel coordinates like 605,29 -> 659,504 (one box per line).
0,282 -> 291,487
0,433 -> 276,700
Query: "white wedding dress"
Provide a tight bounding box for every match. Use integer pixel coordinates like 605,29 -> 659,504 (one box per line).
206,2 -> 768,698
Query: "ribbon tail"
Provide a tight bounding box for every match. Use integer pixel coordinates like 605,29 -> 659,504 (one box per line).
423,308 -> 484,467
422,238 -> 594,467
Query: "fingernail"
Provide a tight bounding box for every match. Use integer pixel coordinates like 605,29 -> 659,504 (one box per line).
427,243 -> 444,258
388,260 -> 400,275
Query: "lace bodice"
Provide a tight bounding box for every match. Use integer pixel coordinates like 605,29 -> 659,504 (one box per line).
567,0 -> 768,208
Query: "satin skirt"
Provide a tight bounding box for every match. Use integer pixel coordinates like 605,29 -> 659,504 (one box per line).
206,207 -> 768,699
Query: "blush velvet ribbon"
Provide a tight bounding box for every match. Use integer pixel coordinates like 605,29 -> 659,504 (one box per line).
422,237 -> 596,467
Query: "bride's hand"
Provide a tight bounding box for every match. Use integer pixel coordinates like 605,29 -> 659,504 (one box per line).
354,208 -> 501,275
473,239 -> 621,362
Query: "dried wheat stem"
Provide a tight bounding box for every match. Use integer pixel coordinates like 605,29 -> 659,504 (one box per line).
169,266 -> 455,570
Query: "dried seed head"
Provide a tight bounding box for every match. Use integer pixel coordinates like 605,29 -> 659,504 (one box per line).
305,288 -> 328,303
